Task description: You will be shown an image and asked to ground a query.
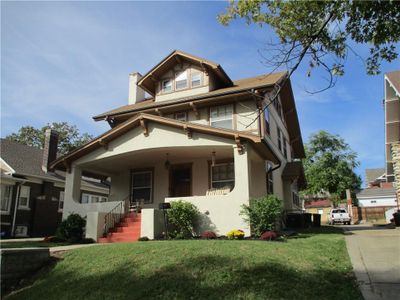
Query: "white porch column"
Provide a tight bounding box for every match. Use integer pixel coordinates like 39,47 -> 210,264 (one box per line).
63,165 -> 82,220
231,143 -> 251,199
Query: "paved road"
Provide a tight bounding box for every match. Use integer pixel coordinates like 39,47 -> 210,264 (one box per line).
344,225 -> 400,300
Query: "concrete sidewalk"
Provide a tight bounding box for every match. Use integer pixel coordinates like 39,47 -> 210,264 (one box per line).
344,225 -> 400,300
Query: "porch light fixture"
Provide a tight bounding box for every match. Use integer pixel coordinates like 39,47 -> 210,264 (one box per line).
211,151 -> 216,167
165,153 -> 170,170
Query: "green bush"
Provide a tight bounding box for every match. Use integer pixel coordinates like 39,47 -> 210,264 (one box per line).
167,200 -> 200,238
56,213 -> 86,242
241,194 -> 283,237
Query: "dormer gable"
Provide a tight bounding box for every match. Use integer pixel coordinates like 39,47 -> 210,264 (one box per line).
137,50 -> 233,102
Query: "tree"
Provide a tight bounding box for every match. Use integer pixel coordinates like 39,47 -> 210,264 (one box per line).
6,122 -> 93,155
302,130 -> 361,202
219,1 -> 400,93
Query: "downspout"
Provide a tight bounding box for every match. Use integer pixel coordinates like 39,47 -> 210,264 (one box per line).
11,180 -> 25,237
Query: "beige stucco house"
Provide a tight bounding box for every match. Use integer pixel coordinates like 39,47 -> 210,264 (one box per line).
51,50 -> 306,241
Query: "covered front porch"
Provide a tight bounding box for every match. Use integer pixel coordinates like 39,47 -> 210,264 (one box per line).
56,115 -> 276,240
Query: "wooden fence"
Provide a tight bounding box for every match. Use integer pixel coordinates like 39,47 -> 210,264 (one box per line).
352,206 -> 394,221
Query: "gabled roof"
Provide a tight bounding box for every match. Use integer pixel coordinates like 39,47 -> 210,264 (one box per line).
385,71 -> 400,95
356,187 -> 397,198
304,199 -> 332,208
93,72 -> 288,121
0,139 -> 109,191
365,168 -> 385,184
137,50 -> 233,95
51,113 -> 280,171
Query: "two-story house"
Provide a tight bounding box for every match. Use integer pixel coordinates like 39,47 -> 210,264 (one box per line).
50,50 -> 306,241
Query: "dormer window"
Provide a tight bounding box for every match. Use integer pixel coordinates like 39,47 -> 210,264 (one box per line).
162,79 -> 172,93
191,72 -> 202,87
175,71 -> 188,90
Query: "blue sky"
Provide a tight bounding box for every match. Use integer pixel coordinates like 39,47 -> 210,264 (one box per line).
2,1 -> 399,183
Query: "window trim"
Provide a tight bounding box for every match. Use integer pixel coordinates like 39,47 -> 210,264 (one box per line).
175,70 -> 188,90
1,184 -> 13,214
161,78 -> 173,93
18,185 -> 30,210
190,71 -> 202,88
210,162 -> 235,191
209,104 -> 234,130
174,111 -> 188,122
283,137 -> 288,159
130,168 -> 154,204
277,127 -> 282,152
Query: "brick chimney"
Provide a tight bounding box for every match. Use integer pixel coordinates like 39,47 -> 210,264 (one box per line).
128,72 -> 146,105
42,129 -> 59,173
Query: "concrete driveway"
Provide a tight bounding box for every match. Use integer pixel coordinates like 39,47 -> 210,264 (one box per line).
344,225 -> 400,300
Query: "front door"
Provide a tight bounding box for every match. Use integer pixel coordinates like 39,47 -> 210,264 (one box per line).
169,164 -> 192,197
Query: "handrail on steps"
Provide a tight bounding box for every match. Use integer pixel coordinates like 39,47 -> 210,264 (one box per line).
102,195 -> 140,237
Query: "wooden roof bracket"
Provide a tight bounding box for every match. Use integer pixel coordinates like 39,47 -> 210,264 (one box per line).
190,102 -> 200,119
140,118 -> 149,137
235,135 -> 244,154
155,108 -> 164,117
99,139 -> 108,150
200,62 -> 209,75
183,125 -> 193,139
149,73 -> 158,82
62,159 -> 71,173
284,107 -> 295,118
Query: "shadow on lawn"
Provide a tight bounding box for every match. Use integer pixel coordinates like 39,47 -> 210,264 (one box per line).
6,254 -> 362,300
285,226 -> 344,240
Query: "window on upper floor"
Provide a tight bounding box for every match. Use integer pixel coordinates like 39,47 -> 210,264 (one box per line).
292,192 -> 300,207
175,71 -> 188,90
210,104 -> 233,130
273,96 -> 283,119
191,71 -> 202,87
162,79 -> 172,93
175,112 -> 188,122
277,127 -> 282,151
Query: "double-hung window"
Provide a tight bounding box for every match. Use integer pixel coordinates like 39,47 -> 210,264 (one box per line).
18,186 -> 30,209
191,72 -> 202,87
277,128 -> 282,151
175,112 -> 188,121
162,79 -> 172,93
81,193 -> 107,204
210,104 -> 233,129
211,162 -> 235,191
175,71 -> 188,90
131,171 -> 153,204
1,184 -> 13,213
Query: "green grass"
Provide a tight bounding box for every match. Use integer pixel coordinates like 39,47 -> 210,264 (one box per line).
0,241 -> 71,249
5,227 -> 362,300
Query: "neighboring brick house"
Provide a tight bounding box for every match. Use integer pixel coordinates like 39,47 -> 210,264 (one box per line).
0,131 -> 110,238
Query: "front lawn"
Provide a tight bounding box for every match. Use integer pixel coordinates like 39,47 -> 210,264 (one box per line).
5,227 -> 362,300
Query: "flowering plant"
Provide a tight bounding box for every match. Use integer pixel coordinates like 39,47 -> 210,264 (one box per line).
226,229 -> 245,240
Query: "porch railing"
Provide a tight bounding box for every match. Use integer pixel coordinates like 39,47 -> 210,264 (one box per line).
102,195 -> 143,237
103,196 -> 131,237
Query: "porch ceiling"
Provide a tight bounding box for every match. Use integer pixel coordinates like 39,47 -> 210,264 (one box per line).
79,146 -> 233,175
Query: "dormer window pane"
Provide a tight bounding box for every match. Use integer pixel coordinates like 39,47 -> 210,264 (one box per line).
191,72 -> 201,87
175,71 -> 188,90
162,79 -> 172,92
